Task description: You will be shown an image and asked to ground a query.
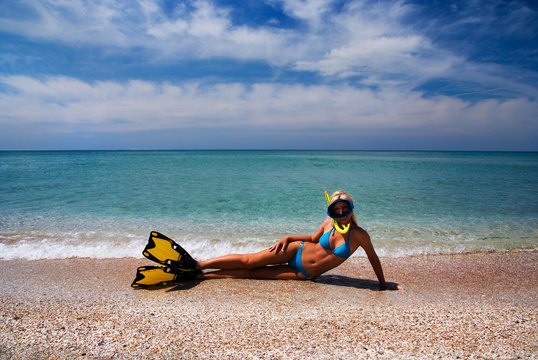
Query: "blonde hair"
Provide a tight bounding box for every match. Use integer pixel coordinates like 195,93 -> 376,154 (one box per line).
329,190 -> 358,226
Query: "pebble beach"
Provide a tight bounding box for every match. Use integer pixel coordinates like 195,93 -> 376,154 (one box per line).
1,250 -> 536,359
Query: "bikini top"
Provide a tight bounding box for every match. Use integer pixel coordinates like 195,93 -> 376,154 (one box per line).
319,225 -> 352,259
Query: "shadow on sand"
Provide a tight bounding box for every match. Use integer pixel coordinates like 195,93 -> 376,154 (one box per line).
314,275 -> 385,290
131,279 -> 203,292
132,275 -> 397,292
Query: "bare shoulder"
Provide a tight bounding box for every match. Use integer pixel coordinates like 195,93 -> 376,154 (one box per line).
352,224 -> 369,236
351,225 -> 371,243
321,217 -> 333,230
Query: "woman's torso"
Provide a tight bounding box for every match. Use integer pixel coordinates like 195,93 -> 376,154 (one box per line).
300,222 -> 365,278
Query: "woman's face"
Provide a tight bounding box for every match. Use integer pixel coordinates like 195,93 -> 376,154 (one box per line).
328,199 -> 353,219
333,202 -> 351,217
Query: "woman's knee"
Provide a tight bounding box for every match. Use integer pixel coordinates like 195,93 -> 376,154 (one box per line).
242,251 -> 279,269
242,254 -> 261,269
240,248 -> 291,269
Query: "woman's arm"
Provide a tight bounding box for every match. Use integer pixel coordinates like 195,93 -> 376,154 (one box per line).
269,220 -> 328,254
360,232 -> 389,289
360,233 -> 403,290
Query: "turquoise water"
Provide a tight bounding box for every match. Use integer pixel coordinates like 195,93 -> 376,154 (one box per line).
1,150 -> 537,259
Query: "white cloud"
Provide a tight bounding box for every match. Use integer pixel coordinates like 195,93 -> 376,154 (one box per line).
1,75 -> 536,146
1,0 -> 535,95
295,34 -> 427,78
0,0 -> 299,62
289,0 -> 459,83
0,0 -> 130,45
0,1 -> 536,149
275,0 -> 331,25
0,1 -> 449,73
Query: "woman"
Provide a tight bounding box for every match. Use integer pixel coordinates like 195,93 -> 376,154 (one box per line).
134,191 -> 400,290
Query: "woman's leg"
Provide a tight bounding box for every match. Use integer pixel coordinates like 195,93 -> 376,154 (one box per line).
196,243 -> 300,271
194,243 -> 307,279
201,265 -> 308,280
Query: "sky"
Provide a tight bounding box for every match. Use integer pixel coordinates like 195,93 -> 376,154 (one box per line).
0,0 -> 537,151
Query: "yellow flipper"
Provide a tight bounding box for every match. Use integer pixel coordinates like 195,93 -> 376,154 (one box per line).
143,233 -> 180,263
131,265 -> 200,287
142,231 -> 198,269
131,266 -> 178,287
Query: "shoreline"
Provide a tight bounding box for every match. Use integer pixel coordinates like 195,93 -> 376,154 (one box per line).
1,251 -> 537,359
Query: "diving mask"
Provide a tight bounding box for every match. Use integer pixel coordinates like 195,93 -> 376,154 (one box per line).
327,199 -> 354,219
324,191 -> 354,234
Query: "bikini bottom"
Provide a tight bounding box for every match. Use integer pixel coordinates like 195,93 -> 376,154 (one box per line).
287,241 -> 311,279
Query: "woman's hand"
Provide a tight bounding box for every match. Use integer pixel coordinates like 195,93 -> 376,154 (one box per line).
379,282 -> 404,291
269,237 -> 290,254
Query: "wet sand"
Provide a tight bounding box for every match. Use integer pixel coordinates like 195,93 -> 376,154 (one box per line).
1,250 -> 536,359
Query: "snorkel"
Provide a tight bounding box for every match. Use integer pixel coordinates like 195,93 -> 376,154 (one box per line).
324,191 -> 354,234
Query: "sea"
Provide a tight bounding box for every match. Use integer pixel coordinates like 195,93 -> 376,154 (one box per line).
0,150 -> 537,260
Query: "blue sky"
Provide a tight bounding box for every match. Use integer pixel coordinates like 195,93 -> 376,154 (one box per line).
0,0 -> 537,150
